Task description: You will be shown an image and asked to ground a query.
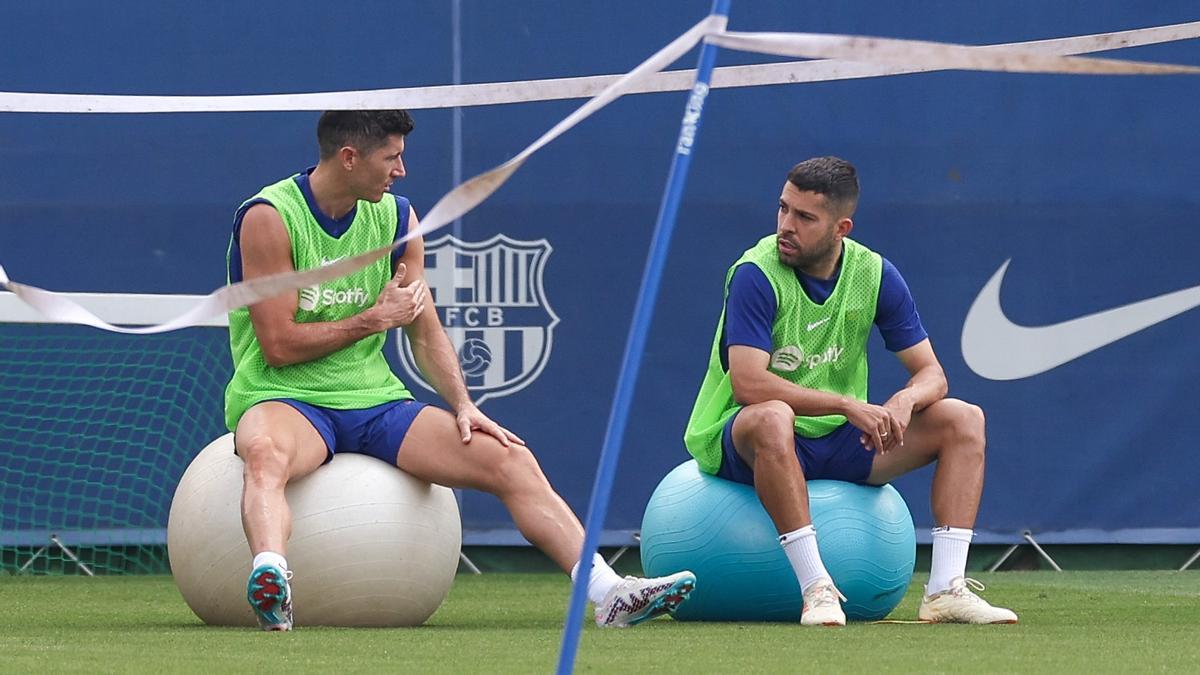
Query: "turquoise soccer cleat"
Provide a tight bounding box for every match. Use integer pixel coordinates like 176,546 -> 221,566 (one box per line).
246,563 -> 294,631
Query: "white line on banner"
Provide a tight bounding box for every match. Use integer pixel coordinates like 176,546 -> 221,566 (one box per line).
0,19 -> 1197,333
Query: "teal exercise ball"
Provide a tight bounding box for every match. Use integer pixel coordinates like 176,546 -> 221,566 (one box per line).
640,460 -> 915,621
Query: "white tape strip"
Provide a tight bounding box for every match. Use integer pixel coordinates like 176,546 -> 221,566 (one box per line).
1,19 -> 1197,332
0,291 -> 226,327
1,22 -> 1196,113
709,21 -> 1200,88
0,15 -> 723,333
706,30 -> 1200,75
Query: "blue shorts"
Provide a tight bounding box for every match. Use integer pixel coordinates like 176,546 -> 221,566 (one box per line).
715,409 -> 874,485
268,398 -> 429,466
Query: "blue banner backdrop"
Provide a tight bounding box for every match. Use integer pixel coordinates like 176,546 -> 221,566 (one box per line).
1,1 -> 1197,544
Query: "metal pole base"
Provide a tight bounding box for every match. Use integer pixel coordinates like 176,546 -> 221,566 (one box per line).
986,531 -> 1063,572
459,550 -> 483,575
17,533 -> 95,576
605,532 -> 641,567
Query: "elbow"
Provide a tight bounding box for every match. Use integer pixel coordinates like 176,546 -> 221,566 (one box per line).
247,313 -> 303,368
259,339 -> 295,369
934,369 -> 949,400
730,376 -> 760,407
261,350 -> 290,369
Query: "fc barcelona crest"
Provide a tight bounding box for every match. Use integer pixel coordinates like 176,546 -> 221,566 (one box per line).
396,234 -> 559,404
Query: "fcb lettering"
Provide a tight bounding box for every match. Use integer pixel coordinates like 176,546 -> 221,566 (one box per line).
397,234 -> 559,404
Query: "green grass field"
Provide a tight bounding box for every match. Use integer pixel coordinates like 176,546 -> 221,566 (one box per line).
2,571 -> 1197,673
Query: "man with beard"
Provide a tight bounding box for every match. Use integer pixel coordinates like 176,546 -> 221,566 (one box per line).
684,156 -> 1016,627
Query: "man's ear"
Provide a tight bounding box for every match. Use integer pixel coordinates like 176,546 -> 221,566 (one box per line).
836,217 -> 854,238
339,145 -> 357,171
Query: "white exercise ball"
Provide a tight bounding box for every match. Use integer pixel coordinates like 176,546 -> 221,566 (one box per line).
168,433 -> 461,627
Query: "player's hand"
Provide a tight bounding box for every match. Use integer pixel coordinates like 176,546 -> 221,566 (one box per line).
880,392 -> 915,453
455,404 -> 526,447
844,401 -> 898,454
372,263 -> 426,328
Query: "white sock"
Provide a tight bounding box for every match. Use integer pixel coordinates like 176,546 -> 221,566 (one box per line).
928,526 -> 973,594
570,553 -> 623,604
780,525 -> 830,592
252,551 -> 288,572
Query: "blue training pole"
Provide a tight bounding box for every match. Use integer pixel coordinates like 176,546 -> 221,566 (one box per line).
554,2 -> 730,672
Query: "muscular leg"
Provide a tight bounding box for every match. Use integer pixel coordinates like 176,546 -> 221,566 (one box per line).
864,398 -> 986,528
235,401 -> 329,556
730,400 -> 812,533
398,407 -> 698,625
395,407 -> 583,573
867,399 -> 1015,620
732,401 -> 844,624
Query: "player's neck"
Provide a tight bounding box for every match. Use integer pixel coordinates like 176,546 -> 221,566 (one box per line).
308,163 -> 358,220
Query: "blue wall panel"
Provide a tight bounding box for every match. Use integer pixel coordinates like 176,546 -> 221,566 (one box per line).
2,1 -> 1197,543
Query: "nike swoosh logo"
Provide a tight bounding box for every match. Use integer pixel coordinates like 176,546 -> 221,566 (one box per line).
806,318 -> 830,331
961,259 -> 1200,381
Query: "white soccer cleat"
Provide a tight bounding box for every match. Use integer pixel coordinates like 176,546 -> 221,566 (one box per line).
594,571 -> 696,628
918,577 -> 1018,624
800,578 -> 846,626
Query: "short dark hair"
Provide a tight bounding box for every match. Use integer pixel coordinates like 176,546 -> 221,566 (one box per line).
317,110 -> 415,159
786,156 -> 859,217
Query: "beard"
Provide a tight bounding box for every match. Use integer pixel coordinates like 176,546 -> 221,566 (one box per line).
778,232 -> 839,271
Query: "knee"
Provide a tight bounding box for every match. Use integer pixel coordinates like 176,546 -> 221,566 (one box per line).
239,435 -> 290,488
737,401 -> 795,454
944,399 -> 986,459
491,444 -> 549,495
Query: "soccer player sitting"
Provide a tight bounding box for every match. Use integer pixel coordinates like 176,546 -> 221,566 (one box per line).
228,110 -> 695,630
684,157 -> 1016,626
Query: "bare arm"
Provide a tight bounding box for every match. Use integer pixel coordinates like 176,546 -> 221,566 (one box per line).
884,338 -> 948,413
728,344 -> 852,416
728,343 -> 910,454
240,203 -> 425,367
399,207 -> 523,445
878,338 -> 949,449
397,219 -> 470,413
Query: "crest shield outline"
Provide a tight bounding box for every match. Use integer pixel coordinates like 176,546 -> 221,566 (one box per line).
396,234 -> 559,405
